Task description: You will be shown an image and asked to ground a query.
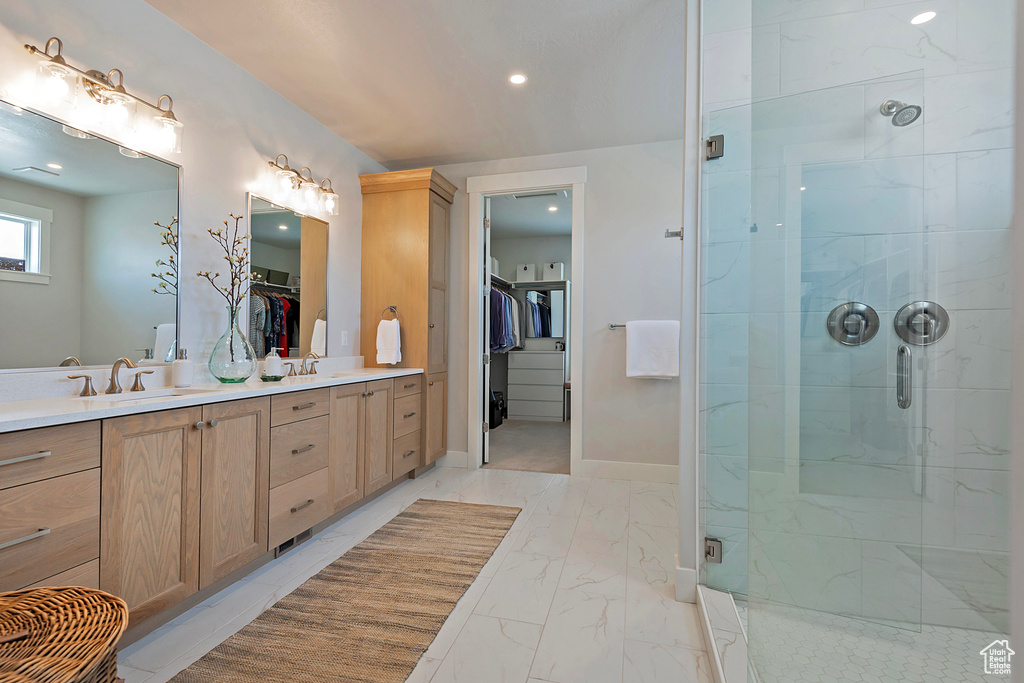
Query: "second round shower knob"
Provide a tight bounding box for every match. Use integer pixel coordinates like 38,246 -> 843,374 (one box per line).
827,302 -> 880,346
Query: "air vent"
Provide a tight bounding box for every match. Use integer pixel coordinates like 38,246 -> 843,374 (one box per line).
12,166 -> 60,177
509,191 -> 558,200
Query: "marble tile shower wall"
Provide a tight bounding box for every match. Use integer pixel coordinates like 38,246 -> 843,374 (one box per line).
699,0 -> 1013,632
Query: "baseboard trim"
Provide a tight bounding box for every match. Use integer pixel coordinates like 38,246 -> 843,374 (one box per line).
435,450 -> 470,468
696,586 -> 727,683
576,460 -> 678,483
675,560 -> 697,603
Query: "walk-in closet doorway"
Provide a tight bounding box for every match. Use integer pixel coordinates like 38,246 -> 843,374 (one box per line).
466,167 -> 586,475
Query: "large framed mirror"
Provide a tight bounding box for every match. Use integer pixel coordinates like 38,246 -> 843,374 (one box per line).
246,194 -> 328,360
0,98 -> 180,371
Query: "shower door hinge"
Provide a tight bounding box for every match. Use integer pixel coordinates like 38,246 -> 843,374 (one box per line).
483,354 -> 490,365
482,421 -> 489,433
706,135 -> 725,160
484,218 -> 490,230
705,537 -> 723,564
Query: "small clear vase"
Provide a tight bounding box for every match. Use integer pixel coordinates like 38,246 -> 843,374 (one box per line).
209,305 -> 256,383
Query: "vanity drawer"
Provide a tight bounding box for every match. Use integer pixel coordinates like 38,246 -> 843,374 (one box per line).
0,469 -> 100,592
26,559 -> 100,590
0,421 -> 100,491
394,394 -> 422,439
393,431 -> 421,479
395,375 -> 423,398
271,389 -> 330,426
269,468 -> 330,549
270,415 -> 330,488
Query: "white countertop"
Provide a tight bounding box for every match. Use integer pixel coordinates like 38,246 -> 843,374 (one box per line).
0,368 -> 423,434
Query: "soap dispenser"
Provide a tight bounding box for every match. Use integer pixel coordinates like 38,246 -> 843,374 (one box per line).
172,348 -> 193,388
263,347 -> 284,378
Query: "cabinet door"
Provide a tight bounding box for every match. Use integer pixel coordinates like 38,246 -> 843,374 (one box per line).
428,191 -> 449,374
363,379 -> 394,495
425,373 -> 448,464
199,398 -> 270,589
429,191 -> 449,289
428,286 -> 447,374
330,383 -> 365,512
101,407 -> 201,625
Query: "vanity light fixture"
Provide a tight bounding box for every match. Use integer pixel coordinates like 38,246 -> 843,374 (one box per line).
23,37 -> 184,155
267,154 -> 338,216
911,11 -> 936,25
509,74 -> 527,85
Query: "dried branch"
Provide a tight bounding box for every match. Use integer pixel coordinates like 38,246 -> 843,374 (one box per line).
195,213 -> 253,310
151,216 -> 178,296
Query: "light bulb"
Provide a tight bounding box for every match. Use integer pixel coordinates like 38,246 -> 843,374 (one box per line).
156,114 -> 183,154
38,63 -> 71,104
301,180 -> 319,210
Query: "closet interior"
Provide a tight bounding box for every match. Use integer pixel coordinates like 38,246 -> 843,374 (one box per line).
484,189 -> 572,474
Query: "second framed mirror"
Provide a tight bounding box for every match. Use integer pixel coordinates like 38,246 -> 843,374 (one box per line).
247,194 -> 327,360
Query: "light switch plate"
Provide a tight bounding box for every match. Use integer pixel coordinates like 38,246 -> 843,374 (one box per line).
341,331 -> 350,347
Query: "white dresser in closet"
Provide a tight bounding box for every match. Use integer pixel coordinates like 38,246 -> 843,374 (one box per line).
507,351 -> 566,421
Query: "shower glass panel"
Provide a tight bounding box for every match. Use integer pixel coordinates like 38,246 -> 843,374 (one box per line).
701,67 -> 1012,680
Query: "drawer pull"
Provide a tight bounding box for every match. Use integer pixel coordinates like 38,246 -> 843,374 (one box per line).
402,450 -> 416,458
0,528 -> 51,552
403,412 -> 416,419
291,499 -> 315,513
0,451 -> 50,468
292,402 -> 317,411
403,383 -> 416,389
291,444 -> 316,455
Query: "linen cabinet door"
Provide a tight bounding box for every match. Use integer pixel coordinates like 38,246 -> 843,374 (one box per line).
330,383 -> 365,512
363,379 -> 394,496
101,407 -> 202,626
425,373 -> 448,464
199,397 -> 270,589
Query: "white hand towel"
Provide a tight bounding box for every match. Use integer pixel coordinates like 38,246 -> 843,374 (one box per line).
625,320 -> 680,379
376,318 -> 402,365
311,319 -> 327,357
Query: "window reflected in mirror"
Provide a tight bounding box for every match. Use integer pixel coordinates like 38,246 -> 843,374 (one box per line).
0,98 -> 179,370
247,195 -> 327,359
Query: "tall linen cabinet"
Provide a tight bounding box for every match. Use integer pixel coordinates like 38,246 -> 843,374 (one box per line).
360,168 -> 455,466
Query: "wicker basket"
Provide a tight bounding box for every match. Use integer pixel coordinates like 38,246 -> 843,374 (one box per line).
0,587 -> 129,683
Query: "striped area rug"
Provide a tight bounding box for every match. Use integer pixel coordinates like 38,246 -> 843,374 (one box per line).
169,498 -> 520,682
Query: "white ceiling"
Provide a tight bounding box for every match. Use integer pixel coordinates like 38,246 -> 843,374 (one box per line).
0,106 -> 178,197
144,0 -> 685,168
250,196 -> 301,250
491,190 -> 572,239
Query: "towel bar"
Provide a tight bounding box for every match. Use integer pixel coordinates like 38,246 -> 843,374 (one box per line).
609,323 -> 625,330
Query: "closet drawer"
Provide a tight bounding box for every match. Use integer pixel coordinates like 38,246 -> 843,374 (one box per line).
269,468 -> 330,549
271,389 -> 330,426
270,415 -> 330,488
509,352 -> 564,370
508,368 -> 564,386
393,431 -> 421,479
0,469 -> 100,592
26,559 -> 100,590
508,400 -> 564,419
395,375 -> 423,398
0,422 -> 100,491
507,385 -> 564,402
393,394 -> 422,439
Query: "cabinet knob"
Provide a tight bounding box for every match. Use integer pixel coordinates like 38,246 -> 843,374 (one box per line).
429,323 -> 435,328
194,421 -> 206,430
208,418 -> 219,428
429,382 -> 434,386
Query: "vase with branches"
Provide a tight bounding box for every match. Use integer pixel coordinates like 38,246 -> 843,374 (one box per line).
197,213 -> 259,382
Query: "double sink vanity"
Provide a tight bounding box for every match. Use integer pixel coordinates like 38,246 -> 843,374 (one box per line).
0,366 -> 444,642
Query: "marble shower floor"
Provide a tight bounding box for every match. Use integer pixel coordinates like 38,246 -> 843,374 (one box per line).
735,599 -> 1009,682
117,466 -> 709,683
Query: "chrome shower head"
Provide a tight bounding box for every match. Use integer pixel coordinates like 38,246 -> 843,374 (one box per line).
880,99 -> 922,127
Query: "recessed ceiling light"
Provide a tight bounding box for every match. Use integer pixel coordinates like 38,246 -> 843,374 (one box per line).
800,186 -> 807,191
548,206 -> 558,212
911,11 -> 936,25
46,162 -> 62,170
278,224 -> 288,230
509,74 -> 527,85
776,223 -> 783,227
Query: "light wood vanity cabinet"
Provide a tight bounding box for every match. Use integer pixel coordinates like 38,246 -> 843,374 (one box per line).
329,384 -> 365,512
101,407 -> 202,625
361,168 -> 454,466
362,379 -> 395,496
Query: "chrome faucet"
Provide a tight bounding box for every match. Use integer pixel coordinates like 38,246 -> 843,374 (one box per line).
299,352 -> 320,375
106,357 -> 138,394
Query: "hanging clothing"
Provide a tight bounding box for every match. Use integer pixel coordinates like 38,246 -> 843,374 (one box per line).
249,295 -> 266,358
489,287 -> 522,352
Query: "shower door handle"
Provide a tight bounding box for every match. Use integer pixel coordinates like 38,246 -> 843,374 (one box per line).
897,344 -> 912,409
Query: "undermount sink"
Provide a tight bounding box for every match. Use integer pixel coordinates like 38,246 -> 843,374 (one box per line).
77,387 -> 220,402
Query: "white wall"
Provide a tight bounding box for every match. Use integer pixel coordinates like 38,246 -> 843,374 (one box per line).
491,235 -> 571,282
0,177 -> 84,369
433,139 -> 684,466
0,0 -> 386,373
80,189 -> 178,364
251,242 -> 301,279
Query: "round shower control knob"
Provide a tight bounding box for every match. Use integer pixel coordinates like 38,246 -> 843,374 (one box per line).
894,301 -> 949,346
826,302 -> 880,346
